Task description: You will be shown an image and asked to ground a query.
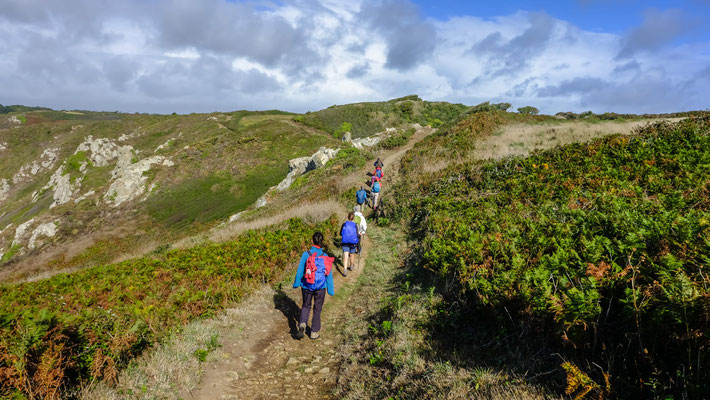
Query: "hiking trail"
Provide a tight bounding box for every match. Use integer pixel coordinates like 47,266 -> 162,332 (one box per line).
187,126 -> 434,399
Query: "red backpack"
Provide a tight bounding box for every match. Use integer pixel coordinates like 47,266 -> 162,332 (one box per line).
303,251 -> 334,289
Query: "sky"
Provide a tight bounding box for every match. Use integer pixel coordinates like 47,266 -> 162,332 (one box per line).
1,0 -> 709,115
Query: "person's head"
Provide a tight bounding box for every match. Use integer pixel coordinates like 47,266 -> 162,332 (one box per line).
347,212 -> 354,221
312,232 -> 324,247
353,205 -> 360,213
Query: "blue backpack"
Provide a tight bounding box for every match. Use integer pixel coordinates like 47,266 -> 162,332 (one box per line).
375,168 -> 383,178
356,189 -> 367,204
341,221 -> 359,244
302,250 -> 333,291
372,181 -> 381,193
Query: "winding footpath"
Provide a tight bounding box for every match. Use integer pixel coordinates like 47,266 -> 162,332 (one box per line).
187,126 -> 434,399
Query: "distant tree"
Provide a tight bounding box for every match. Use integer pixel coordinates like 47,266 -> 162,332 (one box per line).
334,121 -> 352,138
496,102 -> 512,111
517,106 -> 539,115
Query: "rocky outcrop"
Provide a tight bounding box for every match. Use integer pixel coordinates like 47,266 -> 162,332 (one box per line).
76,135 -> 125,167
74,190 -> 96,204
12,148 -> 60,184
8,116 -> 21,125
274,148 -> 339,193
28,221 -> 58,250
341,132 -> 352,143
0,142 -> 7,152
0,179 -> 9,204
307,147 -> 339,171
12,218 -> 35,246
105,156 -> 173,207
40,166 -> 80,208
351,137 -> 381,149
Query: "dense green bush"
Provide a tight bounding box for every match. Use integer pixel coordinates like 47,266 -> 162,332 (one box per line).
517,106 -> 539,115
294,97 -> 468,138
403,116 -> 710,398
0,217 -> 337,398
379,128 -> 416,150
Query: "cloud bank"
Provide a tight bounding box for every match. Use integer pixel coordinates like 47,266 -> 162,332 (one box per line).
0,0 -> 708,114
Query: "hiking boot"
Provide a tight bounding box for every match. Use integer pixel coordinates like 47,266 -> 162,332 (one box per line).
310,331 -> 320,340
297,323 -> 306,339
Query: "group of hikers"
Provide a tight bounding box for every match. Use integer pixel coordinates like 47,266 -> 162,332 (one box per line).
292,158 -> 385,339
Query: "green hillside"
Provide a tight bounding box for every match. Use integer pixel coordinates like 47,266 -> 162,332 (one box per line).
0,109 -> 338,279
296,95 -> 468,138
368,113 -> 710,398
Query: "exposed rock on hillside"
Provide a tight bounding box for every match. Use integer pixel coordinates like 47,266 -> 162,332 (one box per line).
12,218 -> 35,246
307,147 -> 339,171
39,166 -> 80,208
0,179 -> 8,203
76,135 -> 124,166
12,148 -> 59,184
0,142 -> 7,151
105,155 -> 173,207
28,221 -> 58,249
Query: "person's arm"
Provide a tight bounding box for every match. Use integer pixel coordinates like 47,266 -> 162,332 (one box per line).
326,266 -> 335,295
293,251 -> 308,288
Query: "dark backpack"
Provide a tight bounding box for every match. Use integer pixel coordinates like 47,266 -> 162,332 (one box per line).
356,189 -> 367,204
341,221 -> 359,244
302,250 -> 333,291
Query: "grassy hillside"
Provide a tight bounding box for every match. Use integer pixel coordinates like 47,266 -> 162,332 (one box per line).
295,95 -> 468,138
374,114 -> 710,398
0,109 -> 337,280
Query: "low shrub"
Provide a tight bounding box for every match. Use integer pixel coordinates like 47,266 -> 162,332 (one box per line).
403,115 -> 710,398
0,217 -> 337,398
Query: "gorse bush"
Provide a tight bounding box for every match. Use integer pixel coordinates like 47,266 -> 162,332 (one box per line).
0,217 -> 337,398
403,116 -> 710,398
379,128 -> 415,150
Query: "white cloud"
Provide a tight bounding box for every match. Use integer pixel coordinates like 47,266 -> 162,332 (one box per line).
0,0 -> 708,114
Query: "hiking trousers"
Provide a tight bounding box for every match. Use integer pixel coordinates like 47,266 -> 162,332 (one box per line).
299,288 -> 326,333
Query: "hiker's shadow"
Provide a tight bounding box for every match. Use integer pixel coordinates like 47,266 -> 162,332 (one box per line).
274,288 -> 302,339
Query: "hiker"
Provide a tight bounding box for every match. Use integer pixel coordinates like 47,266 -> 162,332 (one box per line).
293,232 -> 335,340
374,158 -> 384,169
370,166 -> 383,185
340,212 -> 360,276
356,186 -> 368,209
353,205 -> 367,237
353,205 -> 367,259
371,177 -> 381,210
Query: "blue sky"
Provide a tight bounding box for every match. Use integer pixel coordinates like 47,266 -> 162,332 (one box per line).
415,0 -> 710,36
0,0 -> 709,114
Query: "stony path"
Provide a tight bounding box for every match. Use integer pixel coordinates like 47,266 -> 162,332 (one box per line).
187,126 -> 434,400
188,236 -> 369,400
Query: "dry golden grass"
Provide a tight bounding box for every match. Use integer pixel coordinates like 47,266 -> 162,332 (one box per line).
474,118 -> 685,161
206,199 -> 344,244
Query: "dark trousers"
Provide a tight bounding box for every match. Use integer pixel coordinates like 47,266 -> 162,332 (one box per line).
299,288 -> 326,333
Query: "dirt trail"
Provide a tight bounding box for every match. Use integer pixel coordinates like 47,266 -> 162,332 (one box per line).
188,126 -> 434,400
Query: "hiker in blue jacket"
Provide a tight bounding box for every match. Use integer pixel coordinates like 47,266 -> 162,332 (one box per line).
340,212 -> 360,276
293,232 -> 334,340
356,186 -> 368,209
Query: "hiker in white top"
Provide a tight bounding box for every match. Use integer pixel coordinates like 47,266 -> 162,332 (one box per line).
353,205 -> 367,236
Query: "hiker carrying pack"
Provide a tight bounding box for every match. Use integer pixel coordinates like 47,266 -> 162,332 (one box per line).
293,232 -> 335,340
341,213 -> 360,276
356,187 -> 368,206
374,158 -> 384,169
375,167 -> 383,179
371,180 -> 381,210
